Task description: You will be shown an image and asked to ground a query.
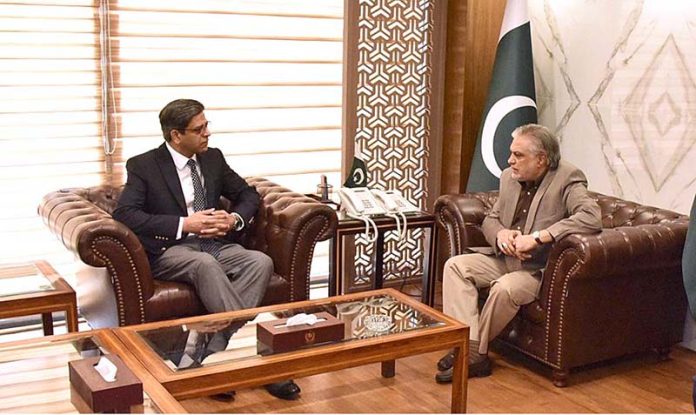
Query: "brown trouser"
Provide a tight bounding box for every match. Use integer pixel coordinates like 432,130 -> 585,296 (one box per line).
442,253 -> 540,355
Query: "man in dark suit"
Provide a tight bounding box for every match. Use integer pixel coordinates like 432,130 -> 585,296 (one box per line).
435,124 -> 602,382
113,98 -> 299,400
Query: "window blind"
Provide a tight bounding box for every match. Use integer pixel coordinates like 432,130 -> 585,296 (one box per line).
0,0 -> 102,269
0,0 -> 343,283
109,0 -> 343,281
109,0 -> 344,194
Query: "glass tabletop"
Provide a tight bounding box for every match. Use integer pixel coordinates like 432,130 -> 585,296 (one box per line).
137,293 -> 445,372
0,332 -> 160,413
0,263 -> 55,298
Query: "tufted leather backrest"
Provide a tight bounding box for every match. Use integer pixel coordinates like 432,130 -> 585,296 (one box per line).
592,192 -> 687,227
86,186 -> 122,213
66,178 -> 334,249
463,191 -> 687,229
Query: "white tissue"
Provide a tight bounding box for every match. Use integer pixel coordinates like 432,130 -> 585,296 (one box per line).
94,356 -> 118,382
285,313 -> 318,327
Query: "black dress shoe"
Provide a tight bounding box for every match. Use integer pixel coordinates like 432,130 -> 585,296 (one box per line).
435,357 -> 492,383
265,380 -> 301,400
210,390 -> 236,402
437,350 -> 455,371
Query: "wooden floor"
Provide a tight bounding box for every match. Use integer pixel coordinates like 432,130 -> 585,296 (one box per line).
179,345 -> 696,413
180,279 -> 696,413
2,283 -> 695,413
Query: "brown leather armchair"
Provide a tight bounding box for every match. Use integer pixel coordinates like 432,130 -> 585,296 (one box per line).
39,177 -> 337,328
435,191 -> 688,386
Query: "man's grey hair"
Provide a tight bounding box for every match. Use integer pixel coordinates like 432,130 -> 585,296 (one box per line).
512,123 -> 560,170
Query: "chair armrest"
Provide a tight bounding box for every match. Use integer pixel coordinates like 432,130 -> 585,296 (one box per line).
538,221 -> 688,312
548,222 -> 687,281
539,222 -> 688,364
39,189 -> 155,326
434,193 -> 494,256
244,178 -> 338,302
540,222 -> 688,307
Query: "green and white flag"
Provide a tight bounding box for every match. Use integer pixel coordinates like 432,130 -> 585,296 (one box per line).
466,0 -> 537,192
343,143 -> 368,188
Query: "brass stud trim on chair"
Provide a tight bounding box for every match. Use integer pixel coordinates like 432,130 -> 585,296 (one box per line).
91,236 -> 145,326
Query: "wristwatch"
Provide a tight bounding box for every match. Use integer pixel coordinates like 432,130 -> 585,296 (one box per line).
230,212 -> 245,231
532,231 -> 543,245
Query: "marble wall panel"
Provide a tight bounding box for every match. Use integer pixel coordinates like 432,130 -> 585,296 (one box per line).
529,0 -> 696,213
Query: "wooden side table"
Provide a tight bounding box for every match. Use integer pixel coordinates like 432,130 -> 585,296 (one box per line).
0,260 -> 78,335
329,211 -> 438,305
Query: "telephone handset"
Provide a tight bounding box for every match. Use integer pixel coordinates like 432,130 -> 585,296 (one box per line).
337,187 -> 381,243
337,187 -> 419,243
371,189 -> 419,241
371,189 -> 419,214
337,187 -> 386,216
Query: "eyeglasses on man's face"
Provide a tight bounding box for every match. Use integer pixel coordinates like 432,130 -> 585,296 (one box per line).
183,121 -> 210,136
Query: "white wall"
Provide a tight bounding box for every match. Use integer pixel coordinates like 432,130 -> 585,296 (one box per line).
530,0 -> 696,214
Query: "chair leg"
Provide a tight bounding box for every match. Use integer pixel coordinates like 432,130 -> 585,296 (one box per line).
552,369 -> 569,387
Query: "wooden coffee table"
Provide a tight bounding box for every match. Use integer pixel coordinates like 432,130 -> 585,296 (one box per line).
115,288 -> 469,413
0,261 -> 78,335
0,329 -> 185,413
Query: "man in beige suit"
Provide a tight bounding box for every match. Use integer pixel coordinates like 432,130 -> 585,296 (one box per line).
435,124 -> 602,382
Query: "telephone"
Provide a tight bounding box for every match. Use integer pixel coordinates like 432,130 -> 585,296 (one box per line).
337,187 -> 386,216
337,188 -> 382,242
337,187 -> 420,242
337,188 -> 419,216
371,189 -> 419,241
371,189 -> 419,214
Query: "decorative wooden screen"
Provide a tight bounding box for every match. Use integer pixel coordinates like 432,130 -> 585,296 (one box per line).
347,0 -> 435,292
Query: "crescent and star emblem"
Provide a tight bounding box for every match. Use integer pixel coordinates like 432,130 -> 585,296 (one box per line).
480,95 -> 537,178
352,168 -> 365,184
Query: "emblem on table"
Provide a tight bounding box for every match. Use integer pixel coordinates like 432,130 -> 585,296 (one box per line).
363,314 -> 392,335
304,330 -> 316,345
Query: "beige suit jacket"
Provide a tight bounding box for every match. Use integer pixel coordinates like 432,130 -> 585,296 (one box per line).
481,160 -> 601,271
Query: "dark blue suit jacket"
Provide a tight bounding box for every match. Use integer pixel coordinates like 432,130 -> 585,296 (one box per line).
113,144 -> 259,258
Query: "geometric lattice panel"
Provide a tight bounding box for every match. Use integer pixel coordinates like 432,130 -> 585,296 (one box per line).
350,0 -> 435,289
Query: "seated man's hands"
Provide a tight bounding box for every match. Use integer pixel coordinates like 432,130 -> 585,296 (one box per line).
511,234 -> 537,258
199,210 -> 237,238
496,229 -> 521,257
496,228 -> 535,260
183,209 -> 238,237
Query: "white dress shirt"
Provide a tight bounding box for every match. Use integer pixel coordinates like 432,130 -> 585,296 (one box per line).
166,142 -> 203,239
165,142 -> 244,239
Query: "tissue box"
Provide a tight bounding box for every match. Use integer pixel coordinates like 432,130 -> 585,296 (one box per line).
68,354 -> 143,413
257,312 -> 344,354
